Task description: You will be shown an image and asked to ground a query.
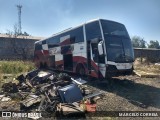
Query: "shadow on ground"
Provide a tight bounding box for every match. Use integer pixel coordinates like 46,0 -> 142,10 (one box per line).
87,77 -> 160,109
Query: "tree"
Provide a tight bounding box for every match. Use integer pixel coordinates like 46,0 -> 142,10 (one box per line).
13,24 -> 19,37
5,24 -> 30,60
6,29 -> 13,37
6,23 -> 30,37
148,40 -> 160,49
131,36 -> 146,48
6,24 -> 19,37
23,31 -> 29,36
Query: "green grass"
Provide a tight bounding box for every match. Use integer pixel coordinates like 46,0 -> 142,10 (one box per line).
0,61 -> 35,74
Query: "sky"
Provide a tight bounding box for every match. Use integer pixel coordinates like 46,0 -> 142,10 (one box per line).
0,0 -> 160,43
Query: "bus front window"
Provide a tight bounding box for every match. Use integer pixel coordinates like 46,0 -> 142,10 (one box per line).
101,20 -> 134,63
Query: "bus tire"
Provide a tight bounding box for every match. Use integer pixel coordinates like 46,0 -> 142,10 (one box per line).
76,64 -> 85,76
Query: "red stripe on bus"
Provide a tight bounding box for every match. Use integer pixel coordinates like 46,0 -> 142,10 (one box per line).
73,56 -> 99,72
55,60 -> 63,65
90,71 -> 98,78
42,50 -> 49,55
72,56 -> 88,72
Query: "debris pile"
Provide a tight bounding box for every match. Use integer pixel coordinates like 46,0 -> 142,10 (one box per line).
0,69 -> 103,117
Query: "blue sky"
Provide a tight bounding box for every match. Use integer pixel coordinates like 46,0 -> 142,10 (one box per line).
0,0 -> 160,43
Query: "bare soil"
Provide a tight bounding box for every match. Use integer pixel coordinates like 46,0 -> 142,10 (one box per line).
85,75 -> 160,120
88,76 -> 160,111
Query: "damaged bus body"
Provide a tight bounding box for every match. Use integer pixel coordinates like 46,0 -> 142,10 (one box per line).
34,19 -> 134,78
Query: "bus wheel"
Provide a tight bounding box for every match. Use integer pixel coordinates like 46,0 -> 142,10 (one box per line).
76,64 -> 85,76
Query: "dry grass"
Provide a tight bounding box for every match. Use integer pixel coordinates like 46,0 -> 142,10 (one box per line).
134,58 -> 160,74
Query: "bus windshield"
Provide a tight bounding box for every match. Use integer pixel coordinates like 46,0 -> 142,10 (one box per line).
101,20 -> 134,63
101,20 -> 129,38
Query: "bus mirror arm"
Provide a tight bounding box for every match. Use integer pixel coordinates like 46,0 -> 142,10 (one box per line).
98,41 -> 104,55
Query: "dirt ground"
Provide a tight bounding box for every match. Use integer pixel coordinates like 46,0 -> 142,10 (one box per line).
89,75 -> 160,111
0,74 -> 160,120
85,75 -> 160,120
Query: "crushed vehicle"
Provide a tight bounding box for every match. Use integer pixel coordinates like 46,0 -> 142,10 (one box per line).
1,69 -> 103,118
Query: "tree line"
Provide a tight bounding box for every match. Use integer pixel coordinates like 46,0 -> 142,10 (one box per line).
5,24 -> 30,37
131,36 -> 160,49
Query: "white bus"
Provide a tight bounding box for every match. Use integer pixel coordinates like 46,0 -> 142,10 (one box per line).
34,19 -> 134,78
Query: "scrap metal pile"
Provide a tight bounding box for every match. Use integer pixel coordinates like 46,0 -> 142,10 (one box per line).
1,69 -> 103,117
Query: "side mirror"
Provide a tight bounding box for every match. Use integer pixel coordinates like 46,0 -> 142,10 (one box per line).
98,41 -> 104,55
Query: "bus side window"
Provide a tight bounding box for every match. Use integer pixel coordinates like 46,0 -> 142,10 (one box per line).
35,43 -> 42,50
58,26 -> 84,45
85,21 -> 102,40
64,27 -> 84,44
42,40 -> 46,44
72,27 -> 84,43
47,36 -> 60,48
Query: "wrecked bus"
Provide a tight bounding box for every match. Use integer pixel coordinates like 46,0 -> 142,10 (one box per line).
34,19 -> 134,78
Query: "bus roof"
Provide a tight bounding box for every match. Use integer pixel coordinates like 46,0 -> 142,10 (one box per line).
35,18 -> 123,44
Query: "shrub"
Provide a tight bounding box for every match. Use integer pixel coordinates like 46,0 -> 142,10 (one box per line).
0,61 -> 35,74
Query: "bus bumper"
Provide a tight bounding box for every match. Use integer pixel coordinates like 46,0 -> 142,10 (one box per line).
105,65 -> 134,78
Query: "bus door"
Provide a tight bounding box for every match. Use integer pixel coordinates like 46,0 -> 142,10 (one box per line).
89,40 -> 106,78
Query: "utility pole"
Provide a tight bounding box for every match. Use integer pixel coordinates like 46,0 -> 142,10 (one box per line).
16,5 -> 22,35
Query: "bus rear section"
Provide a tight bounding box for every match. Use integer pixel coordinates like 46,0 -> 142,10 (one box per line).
34,19 -> 134,78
